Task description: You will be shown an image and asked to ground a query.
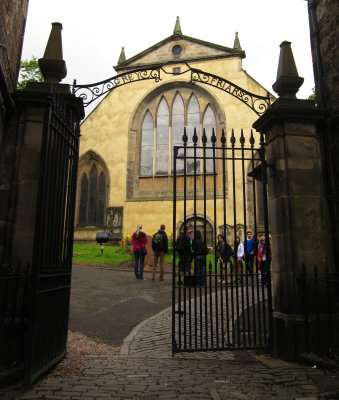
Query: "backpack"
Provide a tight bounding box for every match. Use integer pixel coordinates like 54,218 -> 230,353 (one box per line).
152,232 -> 164,250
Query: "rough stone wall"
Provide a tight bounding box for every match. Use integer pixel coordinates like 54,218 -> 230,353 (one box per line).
314,0 -> 338,116
0,0 -> 29,267
309,0 -> 339,265
0,0 -> 29,91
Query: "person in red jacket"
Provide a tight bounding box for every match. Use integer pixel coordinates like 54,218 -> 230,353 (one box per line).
132,224 -> 148,280
257,236 -> 272,286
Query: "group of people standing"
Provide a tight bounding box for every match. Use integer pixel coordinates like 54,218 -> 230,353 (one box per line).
131,224 -> 168,281
131,224 -> 271,285
216,230 -> 271,285
177,228 -> 271,286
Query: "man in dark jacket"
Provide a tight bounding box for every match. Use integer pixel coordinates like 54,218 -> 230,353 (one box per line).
176,225 -> 192,276
216,234 -> 233,284
151,224 -> 168,281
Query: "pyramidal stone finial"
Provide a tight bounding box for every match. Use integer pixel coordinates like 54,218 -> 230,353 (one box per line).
38,22 -> 67,83
233,32 -> 242,51
118,47 -> 126,65
173,16 -> 182,35
272,41 -> 304,98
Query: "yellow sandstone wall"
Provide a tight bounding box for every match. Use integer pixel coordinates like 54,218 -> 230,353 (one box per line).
76,55 -> 268,240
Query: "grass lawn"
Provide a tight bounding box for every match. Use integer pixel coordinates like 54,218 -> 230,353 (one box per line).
72,243 -> 242,272
72,243 -> 132,265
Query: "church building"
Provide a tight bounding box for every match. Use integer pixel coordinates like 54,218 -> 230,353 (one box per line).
74,18 -> 273,245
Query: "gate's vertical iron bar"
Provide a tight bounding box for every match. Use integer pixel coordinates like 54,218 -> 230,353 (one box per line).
314,265 -> 320,354
325,264 -> 334,353
260,131 -> 272,348
193,127 -> 198,349
62,102 -> 73,266
53,100 -> 62,266
53,96 -> 63,267
66,109 -> 80,267
250,130 -> 259,346
240,130 -> 250,347
301,263 -> 310,352
250,131 -> 261,345
55,103 -> 66,266
172,145 -> 178,355
239,130 -> 247,347
230,129 -> 237,346
211,128 -> 219,348
220,129 -> 227,348
183,127 -> 188,350
202,128 -> 209,348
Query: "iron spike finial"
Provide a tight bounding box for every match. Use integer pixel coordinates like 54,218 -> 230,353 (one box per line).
230,129 -> 236,146
272,41 -> 304,98
202,128 -> 207,146
240,129 -> 245,146
182,126 -> 188,145
38,22 -> 67,83
193,127 -> 198,145
174,16 -> 183,35
211,128 -> 216,146
221,128 -> 226,146
250,129 -> 255,146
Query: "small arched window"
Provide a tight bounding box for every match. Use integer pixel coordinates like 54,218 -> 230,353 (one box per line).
78,161 -> 107,226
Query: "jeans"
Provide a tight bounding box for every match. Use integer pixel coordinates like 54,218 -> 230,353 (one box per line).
194,255 -> 205,285
152,251 -> 165,280
134,250 -> 145,279
245,253 -> 255,273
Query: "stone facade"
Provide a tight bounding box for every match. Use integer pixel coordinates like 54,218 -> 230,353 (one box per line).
76,27 -> 272,242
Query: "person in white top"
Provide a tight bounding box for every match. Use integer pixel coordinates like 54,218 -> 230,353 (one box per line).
234,235 -> 244,281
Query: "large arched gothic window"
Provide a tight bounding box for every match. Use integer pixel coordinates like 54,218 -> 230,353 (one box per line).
140,89 -> 217,176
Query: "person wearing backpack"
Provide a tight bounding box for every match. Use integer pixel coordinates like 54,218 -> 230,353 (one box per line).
151,224 -> 168,281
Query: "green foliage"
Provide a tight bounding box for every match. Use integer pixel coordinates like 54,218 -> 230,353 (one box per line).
72,243 -> 131,265
308,87 -> 316,101
17,56 -> 43,90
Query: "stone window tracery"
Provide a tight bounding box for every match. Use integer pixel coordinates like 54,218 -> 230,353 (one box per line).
140,89 -> 217,177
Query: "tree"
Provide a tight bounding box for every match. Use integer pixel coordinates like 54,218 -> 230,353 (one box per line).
17,56 -> 43,89
308,87 -> 316,102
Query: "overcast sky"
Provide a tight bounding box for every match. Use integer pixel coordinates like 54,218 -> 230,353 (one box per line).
21,0 -> 314,111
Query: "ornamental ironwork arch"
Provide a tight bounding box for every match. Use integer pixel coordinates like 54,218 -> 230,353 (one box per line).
72,63 -> 274,116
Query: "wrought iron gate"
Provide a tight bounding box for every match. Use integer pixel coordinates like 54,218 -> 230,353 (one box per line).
172,128 -> 273,353
25,90 -> 81,383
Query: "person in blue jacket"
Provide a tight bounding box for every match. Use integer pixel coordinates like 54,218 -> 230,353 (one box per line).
244,230 -> 256,273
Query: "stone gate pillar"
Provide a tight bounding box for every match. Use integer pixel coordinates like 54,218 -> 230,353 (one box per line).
253,41 -> 336,361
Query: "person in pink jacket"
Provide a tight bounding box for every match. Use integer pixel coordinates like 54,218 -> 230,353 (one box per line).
257,236 -> 272,286
131,224 -> 148,280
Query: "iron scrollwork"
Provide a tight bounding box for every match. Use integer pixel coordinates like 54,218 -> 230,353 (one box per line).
72,67 -> 162,107
190,68 -> 275,116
